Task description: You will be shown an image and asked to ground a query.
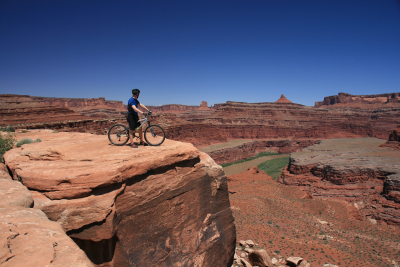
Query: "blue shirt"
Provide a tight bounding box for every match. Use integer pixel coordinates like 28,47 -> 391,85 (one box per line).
127,97 -> 140,114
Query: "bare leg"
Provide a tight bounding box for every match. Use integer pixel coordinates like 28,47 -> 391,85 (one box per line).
139,127 -> 144,143
129,129 -> 134,145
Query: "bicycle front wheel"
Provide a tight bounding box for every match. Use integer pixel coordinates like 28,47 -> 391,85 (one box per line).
108,124 -> 130,146
144,125 -> 165,146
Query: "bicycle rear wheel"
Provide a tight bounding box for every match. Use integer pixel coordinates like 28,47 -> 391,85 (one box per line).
108,124 -> 130,146
144,124 -> 165,146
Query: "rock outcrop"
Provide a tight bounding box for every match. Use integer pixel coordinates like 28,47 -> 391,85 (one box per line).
0,163 -> 94,267
3,132 -> 236,266
31,96 -> 126,118
275,94 -> 293,104
204,139 -> 320,165
380,125 -> 400,150
278,138 -> 400,225
167,100 -> 400,147
314,92 -> 400,108
0,94 -> 90,126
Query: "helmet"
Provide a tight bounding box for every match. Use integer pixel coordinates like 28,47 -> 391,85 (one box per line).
132,89 -> 140,95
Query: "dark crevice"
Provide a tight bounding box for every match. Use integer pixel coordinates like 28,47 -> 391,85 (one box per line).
71,235 -> 126,265
6,164 -> 13,179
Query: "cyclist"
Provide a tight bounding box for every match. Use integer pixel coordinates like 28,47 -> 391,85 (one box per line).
127,88 -> 151,148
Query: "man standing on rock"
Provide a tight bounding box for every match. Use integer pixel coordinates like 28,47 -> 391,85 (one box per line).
127,88 -> 150,148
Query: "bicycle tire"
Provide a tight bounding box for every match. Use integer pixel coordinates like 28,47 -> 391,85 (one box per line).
144,124 -> 165,146
108,124 -> 130,146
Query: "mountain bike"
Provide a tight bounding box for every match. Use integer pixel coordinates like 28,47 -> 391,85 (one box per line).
108,111 -> 166,146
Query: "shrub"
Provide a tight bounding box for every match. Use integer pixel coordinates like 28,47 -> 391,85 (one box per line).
0,133 -> 16,162
16,138 -> 34,148
35,138 -> 42,142
21,130 -> 27,133
6,126 -> 15,132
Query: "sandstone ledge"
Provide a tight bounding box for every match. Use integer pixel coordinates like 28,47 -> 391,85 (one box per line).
0,163 -> 94,267
279,138 -> 400,225
4,132 -> 236,266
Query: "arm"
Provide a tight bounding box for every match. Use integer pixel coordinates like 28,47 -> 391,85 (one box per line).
132,105 -> 144,115
139,103 -> 150,112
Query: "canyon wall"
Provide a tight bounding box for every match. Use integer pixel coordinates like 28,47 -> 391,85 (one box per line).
3,132 -> 236,267
0,94 -> 90,126
205,139 -> 320,165
315,92 -> 400,108
165,101 -> 400,147
278,138 -> 400,226
380,125 -> 400,150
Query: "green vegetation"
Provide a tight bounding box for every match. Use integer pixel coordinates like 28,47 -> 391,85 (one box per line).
1,126 -> 15,132
257,156 -> 290,179
220,151 -> 279,167
0,133 -> 16,162
35,138 -> 42,142
16,138 -> 34,147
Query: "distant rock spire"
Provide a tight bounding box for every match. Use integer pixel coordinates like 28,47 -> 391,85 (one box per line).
275,94 -> 293,104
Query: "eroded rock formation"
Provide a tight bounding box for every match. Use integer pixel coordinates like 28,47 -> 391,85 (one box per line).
380,125 -> 400,151
204,139 -> 320,165
315,92 -> 400,108
167,100 -> 400,147
0,163 -> 94,267
31,96 -> 126,118
3,132 -> 236,266
278,138 -> 400,226
275,94 -> 293,104
0,94 -> 90,126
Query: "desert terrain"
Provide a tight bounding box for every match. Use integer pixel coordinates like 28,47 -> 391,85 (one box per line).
1,91 -> 400,267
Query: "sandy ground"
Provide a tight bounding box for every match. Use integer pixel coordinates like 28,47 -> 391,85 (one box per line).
228,168 -> 400,267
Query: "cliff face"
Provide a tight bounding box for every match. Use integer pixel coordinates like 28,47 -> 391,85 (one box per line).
165,101 -> 399,147
315,92 -> 400,108
31,96 -> 126,118
0,94 -> 90,126
380,125 -> 400,150
3,131 -> 236,267
278,138 -> 400,226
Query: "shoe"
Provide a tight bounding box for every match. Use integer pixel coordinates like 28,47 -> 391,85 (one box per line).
131,143 -> 138,148
140,141 -> 148,146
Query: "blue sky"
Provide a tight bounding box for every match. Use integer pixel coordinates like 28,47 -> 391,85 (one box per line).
1,0 -> 399,106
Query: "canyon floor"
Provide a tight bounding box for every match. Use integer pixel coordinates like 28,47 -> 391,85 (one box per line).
228,167 -> 400,267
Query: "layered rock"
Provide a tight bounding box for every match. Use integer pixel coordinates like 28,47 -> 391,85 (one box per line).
380,125 -> 400,150
275,94 -> 293,104
278,138 -> 400,225
31,96 -> 126,118
4,132 -> 236,266
0,163 -> 94,267
0,94 -> 90,126
204,139 -> 320,165
315,92 -> 400,108
167,100 -> 399,147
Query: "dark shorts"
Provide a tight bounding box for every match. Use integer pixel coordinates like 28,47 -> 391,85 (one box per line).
127,113 -> 139,130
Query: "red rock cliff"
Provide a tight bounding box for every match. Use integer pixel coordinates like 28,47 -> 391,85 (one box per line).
3,132 -> 236,267
315,92 -> 400,108
278,138 -> 400,226
0,94 -> 90,126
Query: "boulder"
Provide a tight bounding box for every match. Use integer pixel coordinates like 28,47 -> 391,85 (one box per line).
248,249 -> 273,267
0,207 -> 94,267
0,179 -> 33,208
286,256 -> 303,266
